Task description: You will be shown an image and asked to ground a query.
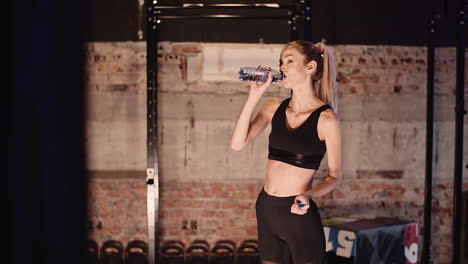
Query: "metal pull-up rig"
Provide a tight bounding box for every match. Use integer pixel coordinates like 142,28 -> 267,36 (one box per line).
145,1 -> 314,263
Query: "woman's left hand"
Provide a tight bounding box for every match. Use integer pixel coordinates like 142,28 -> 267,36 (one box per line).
291,194 -> 310,215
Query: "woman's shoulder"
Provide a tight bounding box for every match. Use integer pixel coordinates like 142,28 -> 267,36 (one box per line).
319,107 -> 340,128
321,105 -> 339,117
262,97 -> 285,112
317,107 -> 341,142
259,97 -> 286,119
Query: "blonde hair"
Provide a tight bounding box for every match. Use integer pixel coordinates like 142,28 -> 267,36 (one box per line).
282,41 -> 338,112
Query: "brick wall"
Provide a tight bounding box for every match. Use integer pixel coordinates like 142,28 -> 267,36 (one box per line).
85,42 -> 468,263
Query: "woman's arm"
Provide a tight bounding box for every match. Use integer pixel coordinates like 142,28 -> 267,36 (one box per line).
304,110 -> 342,198
230,71 -> 278,150
230,97 -> 280,151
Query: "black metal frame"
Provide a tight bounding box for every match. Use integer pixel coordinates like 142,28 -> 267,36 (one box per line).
145,1 -> 312,263
451,1 -> 466,263
423,1 -> 467,263
422,11 -> 437,264
146,2 -> 159,263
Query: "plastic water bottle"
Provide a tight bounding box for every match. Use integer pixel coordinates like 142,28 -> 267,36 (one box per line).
238,67 -> 284,83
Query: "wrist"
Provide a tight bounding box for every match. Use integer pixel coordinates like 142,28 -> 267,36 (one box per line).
246,95 -> 261,105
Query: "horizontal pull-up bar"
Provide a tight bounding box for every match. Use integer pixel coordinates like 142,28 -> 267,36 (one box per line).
151,4 -> 295,21
155,4 -> 289,9
154,15 -> 292,19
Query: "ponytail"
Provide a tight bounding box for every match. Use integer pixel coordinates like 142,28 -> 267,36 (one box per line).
314,43 -> 338,113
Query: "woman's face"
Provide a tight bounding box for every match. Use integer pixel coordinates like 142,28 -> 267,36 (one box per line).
279,47 -> 310,88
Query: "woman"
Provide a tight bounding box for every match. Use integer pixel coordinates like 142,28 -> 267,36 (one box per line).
230,40 -> 342,264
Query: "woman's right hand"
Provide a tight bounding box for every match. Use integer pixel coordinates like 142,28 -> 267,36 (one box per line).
248,66 -> 273,100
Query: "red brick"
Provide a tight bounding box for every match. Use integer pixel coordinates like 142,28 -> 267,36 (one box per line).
245,227 -> 258,236
172,45 -> 202,53
108,226 -> 123,235
184,191 -> 201,198
100,183 -> 115,190
214,211 -> 228,218
168,229 -> 182,236
221,201 -> 237,209
210,183 -> 224,190
203,219 -> 220,227
161,200 -> 176,208
171,210 -> 195,218
211,190 -> 230,199
201,209 -> 217,218
224,184 -> 238,192
205,200 -> 221,209
222,218 -> 236,227
245,210 -> 256,219
182,229 -> 198,235
191,200 -> 205,208
229,192 -> 250,200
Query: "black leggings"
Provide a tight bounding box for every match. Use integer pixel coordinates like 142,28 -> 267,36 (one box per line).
255,187 -> 326,264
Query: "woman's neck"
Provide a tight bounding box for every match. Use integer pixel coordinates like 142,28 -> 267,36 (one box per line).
288,85 -> 323,113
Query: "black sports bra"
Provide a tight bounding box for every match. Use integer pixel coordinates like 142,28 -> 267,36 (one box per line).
268,98 -> 332,170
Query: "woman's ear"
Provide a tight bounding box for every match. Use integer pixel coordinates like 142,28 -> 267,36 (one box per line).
307,61 -> 317,72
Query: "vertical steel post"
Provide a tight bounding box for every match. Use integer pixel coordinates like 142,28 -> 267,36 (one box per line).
422,12 -> 437,264
146,1 -> 160,263
451,3 -> 466,264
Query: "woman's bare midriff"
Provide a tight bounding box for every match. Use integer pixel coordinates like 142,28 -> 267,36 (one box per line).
263,159 -> 317,197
